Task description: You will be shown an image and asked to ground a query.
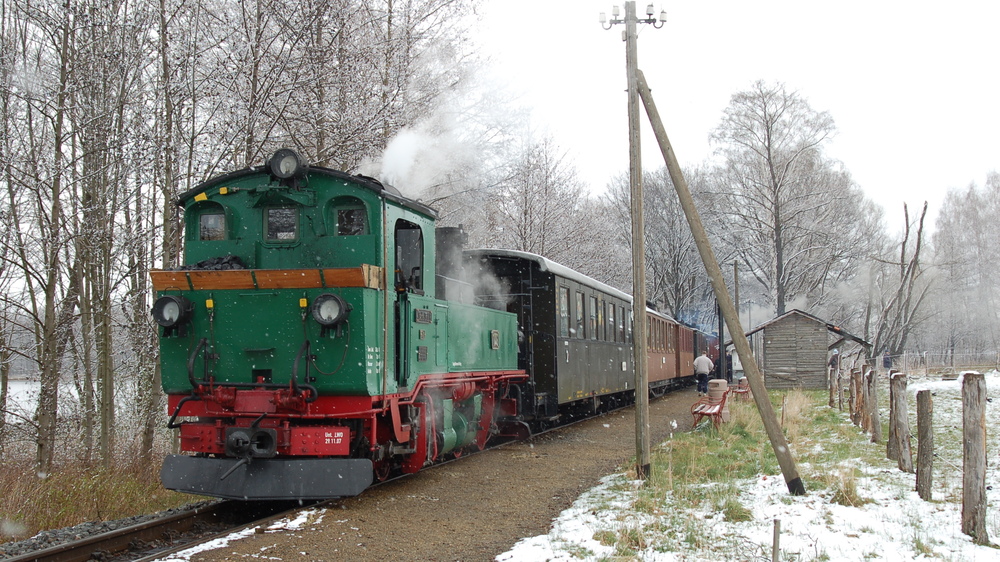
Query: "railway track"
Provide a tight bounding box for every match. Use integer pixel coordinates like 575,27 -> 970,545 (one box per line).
4,500 -> 305,562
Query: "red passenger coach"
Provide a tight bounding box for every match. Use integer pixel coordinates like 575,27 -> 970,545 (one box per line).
646,308 -> 695,395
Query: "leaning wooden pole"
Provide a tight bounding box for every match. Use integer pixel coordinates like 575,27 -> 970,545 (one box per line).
636,70 -> 805,495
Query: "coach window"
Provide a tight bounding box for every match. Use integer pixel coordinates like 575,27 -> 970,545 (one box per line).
619,306 -> 626,342
589,296 -> 598,340
597,299 -> 605,340
575,291 -> 585,338
627,309 -> 634,343
558,287 -> 570,338
394,219 -> 424,293
266,207 -> 298,241
606,303 -> 616,342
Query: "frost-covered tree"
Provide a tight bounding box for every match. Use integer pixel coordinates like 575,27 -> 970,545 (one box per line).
478,136 -> 586,263
709,81 -> 876,316
931,172 -> 1000,353
605,167 -> 715,327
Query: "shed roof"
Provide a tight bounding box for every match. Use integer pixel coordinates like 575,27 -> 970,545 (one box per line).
738,309 -> 872,350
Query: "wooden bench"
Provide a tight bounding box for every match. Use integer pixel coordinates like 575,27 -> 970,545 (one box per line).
691,390 -> 730,429
731,378 -> 751,400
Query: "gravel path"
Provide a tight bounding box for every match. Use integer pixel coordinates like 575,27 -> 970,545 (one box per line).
183,387 -> 698,562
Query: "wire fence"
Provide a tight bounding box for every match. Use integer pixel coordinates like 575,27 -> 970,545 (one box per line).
865,351 -> 1000,375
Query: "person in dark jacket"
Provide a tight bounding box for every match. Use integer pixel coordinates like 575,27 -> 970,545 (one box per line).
882,350 -> 892,371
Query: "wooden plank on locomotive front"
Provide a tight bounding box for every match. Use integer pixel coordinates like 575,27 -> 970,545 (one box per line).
186,270 -> 257,290
254,269 -> 323,289
322,266 -> 384,289
150,270 -> 193,291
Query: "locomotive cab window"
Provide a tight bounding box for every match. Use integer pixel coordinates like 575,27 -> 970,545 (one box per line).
189,202 -> 228,241
331,197 -> 368,235
266,207 -> 298,241
394,220 -> 424,293
199,212 -> 226,240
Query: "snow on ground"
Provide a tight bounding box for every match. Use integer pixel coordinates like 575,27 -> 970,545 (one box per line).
498,371 -> 1000,561
155,507 -> 327,561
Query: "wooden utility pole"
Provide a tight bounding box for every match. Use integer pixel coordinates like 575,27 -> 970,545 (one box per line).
635,70 -> 805,495
623,1 -> 650,480
733,260 -> 739,329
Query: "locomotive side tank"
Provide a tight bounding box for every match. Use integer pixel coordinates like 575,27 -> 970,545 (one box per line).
153,150 -> 524,500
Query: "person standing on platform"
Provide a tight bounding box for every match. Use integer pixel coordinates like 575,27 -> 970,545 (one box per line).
694,351 -> 714,396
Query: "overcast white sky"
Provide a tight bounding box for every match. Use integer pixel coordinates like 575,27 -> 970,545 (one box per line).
475,0 -> 1000,233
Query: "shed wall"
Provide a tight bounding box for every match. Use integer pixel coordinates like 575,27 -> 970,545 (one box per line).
762,315 -> 828,389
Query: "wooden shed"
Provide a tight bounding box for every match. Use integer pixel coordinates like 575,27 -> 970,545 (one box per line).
741,309 -> 870,390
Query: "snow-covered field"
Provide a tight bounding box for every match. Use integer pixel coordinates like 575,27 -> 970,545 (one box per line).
497,371 -> 1000,561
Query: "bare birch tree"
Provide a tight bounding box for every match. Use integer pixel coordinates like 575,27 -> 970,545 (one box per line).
709,81 -> 875,316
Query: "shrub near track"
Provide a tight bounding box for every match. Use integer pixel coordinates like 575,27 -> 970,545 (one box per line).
0,458 -> 197,542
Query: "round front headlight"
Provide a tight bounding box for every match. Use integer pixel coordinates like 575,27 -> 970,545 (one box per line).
311,294 -> 350,327
152,295 -> 193,327
268,148 -> 304,179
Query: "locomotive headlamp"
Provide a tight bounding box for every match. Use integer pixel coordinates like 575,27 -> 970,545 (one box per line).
268,148 -> 306,179
152,295 -> 194,328
311,293 -> 350,327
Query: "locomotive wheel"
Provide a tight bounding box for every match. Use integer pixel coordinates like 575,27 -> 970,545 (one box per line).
373,459 -> 391,481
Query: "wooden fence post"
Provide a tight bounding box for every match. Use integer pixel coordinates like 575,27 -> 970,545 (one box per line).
837,369 -> 844,411
868,370 -> 882,444
916,389 -> 933,500
828,366 -> 836,408
860,370 -> 871,432
962,372 -> 989,544
890,373 -> 913,472
849,370 -> 861,426
887,371 -> 898,460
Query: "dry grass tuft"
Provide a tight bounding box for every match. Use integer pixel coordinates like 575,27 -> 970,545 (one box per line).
0,457 -> 196,543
